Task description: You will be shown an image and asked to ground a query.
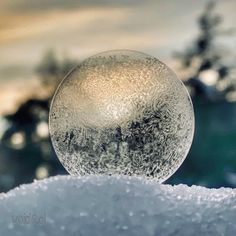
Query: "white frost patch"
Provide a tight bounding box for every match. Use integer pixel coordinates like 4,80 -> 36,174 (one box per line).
0,175 -> 236,236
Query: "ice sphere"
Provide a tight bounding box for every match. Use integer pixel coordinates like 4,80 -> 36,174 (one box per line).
49,50 -> 194,181
0,175 -> 236,236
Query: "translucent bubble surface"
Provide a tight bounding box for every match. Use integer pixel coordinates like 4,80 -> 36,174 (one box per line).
49,50 -> 194,181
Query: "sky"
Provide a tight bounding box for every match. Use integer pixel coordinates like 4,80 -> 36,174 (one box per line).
0,0 -> 236,114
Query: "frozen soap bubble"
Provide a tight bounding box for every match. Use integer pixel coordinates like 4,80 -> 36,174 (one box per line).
49,50 -> 194,182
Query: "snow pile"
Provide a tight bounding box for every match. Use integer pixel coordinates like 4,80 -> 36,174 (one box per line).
0,175 -> 236,236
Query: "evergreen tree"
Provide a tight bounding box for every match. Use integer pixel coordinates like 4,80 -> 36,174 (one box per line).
36,50 -> 77,89
176,1 -> 235,102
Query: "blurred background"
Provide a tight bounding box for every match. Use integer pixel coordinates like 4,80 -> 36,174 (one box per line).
0,0 -> 236,192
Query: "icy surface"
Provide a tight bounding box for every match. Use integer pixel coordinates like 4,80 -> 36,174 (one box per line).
0,175 -> 236,236
49,50 -> 194,181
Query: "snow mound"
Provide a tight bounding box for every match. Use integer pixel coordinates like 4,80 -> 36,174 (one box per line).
0,175 -> 236,236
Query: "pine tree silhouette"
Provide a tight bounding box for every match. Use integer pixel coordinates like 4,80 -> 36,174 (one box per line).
176,1 -> 235,102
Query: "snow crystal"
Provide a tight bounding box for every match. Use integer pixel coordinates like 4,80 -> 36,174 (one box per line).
0,175 -> 235,236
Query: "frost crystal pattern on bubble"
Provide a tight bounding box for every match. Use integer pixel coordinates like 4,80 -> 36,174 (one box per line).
49,50 -> 194,181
